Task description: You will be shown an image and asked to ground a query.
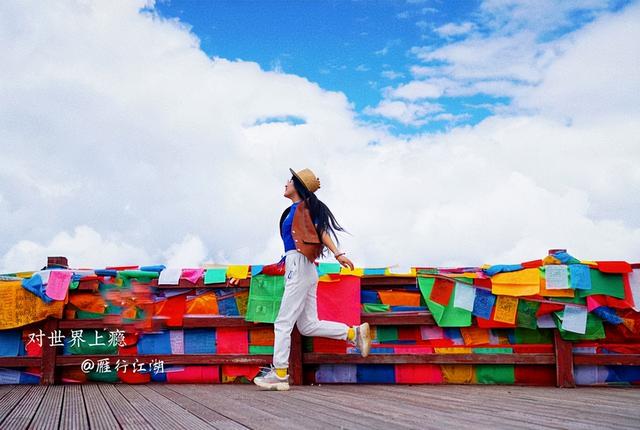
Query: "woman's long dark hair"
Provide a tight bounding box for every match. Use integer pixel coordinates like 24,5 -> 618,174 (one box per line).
292,175 -> 348,254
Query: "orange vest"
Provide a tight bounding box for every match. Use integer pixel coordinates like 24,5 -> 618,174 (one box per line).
279,200 -> 323,263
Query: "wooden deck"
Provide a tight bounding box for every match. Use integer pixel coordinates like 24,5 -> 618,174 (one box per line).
1,384 -> 639,429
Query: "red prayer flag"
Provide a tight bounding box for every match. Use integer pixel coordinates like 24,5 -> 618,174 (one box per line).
216,328 -> 249,354
536,302 -> 565,317
429,279 -> 454,306
596,261 -> 632,273
166,366 -> 220,383
317,275 -> 361,326
153,295 -> 186,327
521,259 -> 543,269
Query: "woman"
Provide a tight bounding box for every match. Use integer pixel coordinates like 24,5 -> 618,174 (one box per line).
254,167 -> 371,391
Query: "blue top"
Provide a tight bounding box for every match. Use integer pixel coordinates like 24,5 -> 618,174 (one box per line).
281,201 -> 301,251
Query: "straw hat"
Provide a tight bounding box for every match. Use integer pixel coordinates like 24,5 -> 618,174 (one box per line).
289,168 -> 321,193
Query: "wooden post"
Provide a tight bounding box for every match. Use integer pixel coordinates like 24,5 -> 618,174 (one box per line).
553,330 -> 575,388
40,317 -> 59,385
289,327 -> 303,385
47,256 -> 68,268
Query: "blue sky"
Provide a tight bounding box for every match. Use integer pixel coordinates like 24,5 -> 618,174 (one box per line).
154,0 -> 628,134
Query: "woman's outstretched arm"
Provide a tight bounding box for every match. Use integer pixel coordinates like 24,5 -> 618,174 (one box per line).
321,231 -> 354,269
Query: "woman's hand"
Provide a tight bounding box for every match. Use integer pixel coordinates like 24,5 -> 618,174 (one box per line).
336,254 -> 354,270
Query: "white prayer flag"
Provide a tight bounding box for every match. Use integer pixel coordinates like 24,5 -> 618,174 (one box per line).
537,314 -> 556,328
561,305 -> 588,334
158,267 -> 182,285
452,282 -> 475,311
170,330 -> 184,355
545,265 -> 570,289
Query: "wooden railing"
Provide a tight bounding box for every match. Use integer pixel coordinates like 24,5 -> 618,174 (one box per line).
1,258 -> 639,387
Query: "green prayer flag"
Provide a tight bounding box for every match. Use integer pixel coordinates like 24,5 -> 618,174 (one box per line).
66,329 -> 118,355
376,326 -> 398,342
514,328 -> 552,344
318,262 -> 341,276
362,303 -> 390,313
87,369 -> 119,383
516,300 -> 540,329
249,345 -> 274,355
75,310 -> 104,319
245,274 -> 285,323
105,304 -> 122,315
418,277 -> 472,327
577,270 -> 625,299
553,296 -> 587,305
117,270 -> 159,288
204,268 -> 227,284
473,347 -> 515,384
70,280 -> 79,290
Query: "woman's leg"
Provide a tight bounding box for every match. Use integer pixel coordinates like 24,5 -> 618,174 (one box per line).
272,252 -> 315,369
296,265 -> 349,340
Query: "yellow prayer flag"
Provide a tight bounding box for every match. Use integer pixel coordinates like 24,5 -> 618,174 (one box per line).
226,265 -> 249,279
186,292 -> 219,315
340,267 -> 364,277
445,273 -> 480,279
383,267 -> 416,277
542,255 -> 561,265
491,268 -> 540,296
434,347 -> 472,354
318,274 -> 339,282
0,281 -> 64,329
434,347 -> 474,383
493,295 -> 519,324
460,327 -> 491,346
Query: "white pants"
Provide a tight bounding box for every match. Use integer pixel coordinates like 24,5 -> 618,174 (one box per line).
273,250 -> 349,368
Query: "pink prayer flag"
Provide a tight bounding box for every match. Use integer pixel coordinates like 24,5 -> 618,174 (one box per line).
420,326 -> 445,340
46,270 -> 72,300
181,268 -> 205,284
586,295 -> 606,312
317,275 -> 361,326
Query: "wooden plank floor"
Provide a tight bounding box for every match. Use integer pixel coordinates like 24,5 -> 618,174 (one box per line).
1,384 -> 639,430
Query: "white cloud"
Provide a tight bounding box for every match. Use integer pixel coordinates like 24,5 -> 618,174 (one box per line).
0,226 -> 151,272
431,112 -> 472,123
434,22 -> 476,37
1,0 -> 639,273
381,70 -> 405,80
355,64 -> 370,72
516,1 -> 640,124
162,234 -> 208,267
412,31 -> 562,84
387,80 -> 444,100
479,0 -> 611,34
407,0 -> 620,102
415,20 -> 430,31
363,100 -> 443,125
